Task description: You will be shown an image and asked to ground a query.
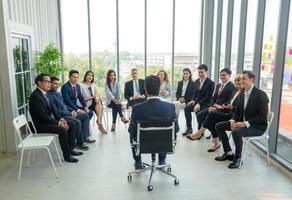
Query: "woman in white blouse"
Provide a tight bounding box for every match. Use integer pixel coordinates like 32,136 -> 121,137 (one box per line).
80,70 -> 107,134
157,70 -> 172,102
104,69 -> 129,132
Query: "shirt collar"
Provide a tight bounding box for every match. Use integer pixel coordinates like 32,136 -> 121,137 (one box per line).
183,80 -> 189,84
221,80 -> 230,87
147,96 -> 160,100
245,84 -> 254,95
38,87 -> 47,96
69,81 -> 76,87
200,77 -> 207,82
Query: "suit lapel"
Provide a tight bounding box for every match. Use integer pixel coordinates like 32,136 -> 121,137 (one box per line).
245,87 -> 255,114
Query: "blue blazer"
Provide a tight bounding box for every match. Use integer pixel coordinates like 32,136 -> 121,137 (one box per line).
61,81 -> 87,111
48,90 -> 72,118
128,98 -> 179,139
210,81 -> 235,105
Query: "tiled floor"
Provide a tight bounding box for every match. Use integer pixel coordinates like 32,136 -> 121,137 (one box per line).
0,116 -> 291,200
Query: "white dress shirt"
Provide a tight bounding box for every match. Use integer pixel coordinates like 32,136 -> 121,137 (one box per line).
181,80 -> 189,97
243,84 -> 254,128
133,79 -> 140,96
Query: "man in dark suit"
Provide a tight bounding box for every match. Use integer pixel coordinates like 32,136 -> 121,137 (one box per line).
61,70 -> 95,143
215,71 -> 269,169
48,76 -> 89,151
29,74 -> 79,163
186,68 -> 235,140
183,64 -> 215,136
124,68 -> 146,107
128,75 -> 179,170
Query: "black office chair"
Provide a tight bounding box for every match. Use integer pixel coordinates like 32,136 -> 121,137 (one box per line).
127,121 -> 179,191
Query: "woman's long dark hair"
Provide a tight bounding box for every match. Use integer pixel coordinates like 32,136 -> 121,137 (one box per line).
83,70 -> 94,83
182,68 -> 192,81
106,69 -> 116,90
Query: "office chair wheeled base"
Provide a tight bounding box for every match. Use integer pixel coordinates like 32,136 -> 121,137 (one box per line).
127,162 -> 179,191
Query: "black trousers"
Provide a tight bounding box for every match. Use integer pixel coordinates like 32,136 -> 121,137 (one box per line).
203,111 -> 232,138
215,121 -> 264,157
184,104 -> 207,130
108,101 -> 124,124
36,123 -> 73,159
65,117 -> 84,146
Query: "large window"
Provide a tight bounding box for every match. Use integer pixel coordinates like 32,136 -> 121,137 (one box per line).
119,0 -> 144,97
174,0 -> 201,97
211,0 -> 218,81
243,0 -> 257,70
219,0 -> 228,69
12,35 -> 32,115
62,0 -> 89,79
90,0 -> 117,96
230,0 -> 241,76
259,0 -> 280,103
277,2 -> 292,164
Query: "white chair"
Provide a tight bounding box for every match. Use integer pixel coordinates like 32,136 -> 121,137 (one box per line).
13,115 -> 62,180
239,112 -> 274,168
27,112 -> 63,162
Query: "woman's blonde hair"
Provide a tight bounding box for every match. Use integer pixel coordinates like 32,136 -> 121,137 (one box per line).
234,74 -> 241,83
157,70 -> 169,83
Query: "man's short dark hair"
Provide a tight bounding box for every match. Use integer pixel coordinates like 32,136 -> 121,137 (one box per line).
35,74 -> 50,86
69,70 -> 79,77
50,76 -> 60,82
145,75 -> 160,96
220,68 -> 232,75
242,70 -> 256,80
197,64 -> 208,71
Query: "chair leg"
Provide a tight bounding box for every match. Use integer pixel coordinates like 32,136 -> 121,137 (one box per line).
239,139 -> 249,168
18,149 -> 24,181
157,167 -> 178,180
45,147 -> 59,178
266,138 -> 270,165
147,167 -> 155,187
27,150 -> 31,168
53,139 -> 63,166
32,149 -> 35,162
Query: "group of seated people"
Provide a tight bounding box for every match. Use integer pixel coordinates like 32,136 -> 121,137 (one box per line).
28,64 -> 269,170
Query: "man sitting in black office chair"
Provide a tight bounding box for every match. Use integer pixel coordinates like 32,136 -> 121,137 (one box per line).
128,75 -> 179,170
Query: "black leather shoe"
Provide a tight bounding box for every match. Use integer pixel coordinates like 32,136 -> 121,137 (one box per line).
84,138 -> 96,143
76,144 -> 89,151
64,156 -> 79,163
182,129 -> 193,136
70,150 -> 83,156
215,153 -> 234,161
228,157 -> 241,169
134,161 -> 143,170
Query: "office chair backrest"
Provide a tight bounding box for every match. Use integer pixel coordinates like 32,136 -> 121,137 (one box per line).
137,121 -> 175,154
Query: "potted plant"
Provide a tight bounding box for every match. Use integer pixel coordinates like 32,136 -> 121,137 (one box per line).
35,42 -> 68,77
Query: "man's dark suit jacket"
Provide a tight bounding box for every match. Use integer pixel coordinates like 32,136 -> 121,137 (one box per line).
175,80 -> 195,104
128,98 -> 179,139
124,79 -> 146,103
232,87 -> 269,132
192,77 -> 215,107
48,90 -> 72,119
29,88 -> 61,127
210,81 -> 235,105
61,81 -> 87,111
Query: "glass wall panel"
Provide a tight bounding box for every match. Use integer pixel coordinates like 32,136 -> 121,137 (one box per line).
119,0 -> 144,98
90,0 -> 117,96
62,0 -> 89,80
174,0 -> 201,97
243,0 -> 257,70
277,1 -> 292,164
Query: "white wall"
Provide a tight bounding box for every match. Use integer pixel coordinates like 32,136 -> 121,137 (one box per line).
0,0 -> 60,153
